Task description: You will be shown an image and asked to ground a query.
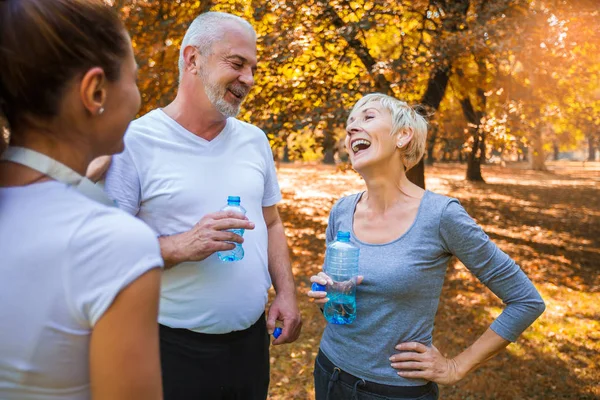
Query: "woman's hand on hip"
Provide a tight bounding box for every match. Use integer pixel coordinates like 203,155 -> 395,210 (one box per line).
390,342 -> 462,385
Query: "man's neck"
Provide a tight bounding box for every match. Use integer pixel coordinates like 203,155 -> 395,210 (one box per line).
163,93 -> 228,142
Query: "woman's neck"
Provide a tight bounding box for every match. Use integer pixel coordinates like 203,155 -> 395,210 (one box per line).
7,128 -> 93,176
360,160 -> 424,213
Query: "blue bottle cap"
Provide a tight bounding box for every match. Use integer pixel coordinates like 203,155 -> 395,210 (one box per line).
227,196 -> 241,203
311,282 -> 326,292
273,327 -> 282,339
336,231 -> 351,241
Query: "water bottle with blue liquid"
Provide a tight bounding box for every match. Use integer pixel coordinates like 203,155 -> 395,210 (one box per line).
312,231 -> 360,324
217,196 -> 246,262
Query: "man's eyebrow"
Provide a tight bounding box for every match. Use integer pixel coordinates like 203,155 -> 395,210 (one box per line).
226,55 -> 258,72
226,55 -> 246,61
226,55 -> 256,66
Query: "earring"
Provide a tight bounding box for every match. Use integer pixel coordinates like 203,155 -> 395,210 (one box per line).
98,107 -> 105,115
398,141 -> 403,148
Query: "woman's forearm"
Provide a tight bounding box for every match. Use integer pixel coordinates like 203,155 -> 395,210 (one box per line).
453,327 -> 510,380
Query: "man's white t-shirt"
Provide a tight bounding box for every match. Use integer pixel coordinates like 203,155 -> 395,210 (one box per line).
0,181 -> 163,400
105,109 -> 282,334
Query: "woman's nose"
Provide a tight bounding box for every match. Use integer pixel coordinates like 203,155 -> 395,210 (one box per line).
346,123 -> 360,135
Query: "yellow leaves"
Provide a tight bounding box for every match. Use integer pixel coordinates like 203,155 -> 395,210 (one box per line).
324,42 -> 340,53
114,0 -> 599,167
279,65 -> 299,79
264,13 -> 278,25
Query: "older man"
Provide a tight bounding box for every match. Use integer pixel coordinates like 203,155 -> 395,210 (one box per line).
104,12 -> 301,400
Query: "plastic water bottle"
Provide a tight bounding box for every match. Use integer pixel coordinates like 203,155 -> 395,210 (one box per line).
217,196 -> 246,262
314,231 -> 360,324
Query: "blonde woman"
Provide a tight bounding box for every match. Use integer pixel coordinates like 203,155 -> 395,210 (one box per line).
308,93 -> 545,400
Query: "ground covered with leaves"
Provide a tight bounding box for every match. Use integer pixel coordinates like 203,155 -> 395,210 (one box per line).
267,162 -> 599,400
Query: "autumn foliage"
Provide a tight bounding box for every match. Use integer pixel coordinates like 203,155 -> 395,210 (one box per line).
110,0 -> 599,184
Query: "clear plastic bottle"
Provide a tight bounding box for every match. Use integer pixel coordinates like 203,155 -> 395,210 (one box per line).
216,196 -> 246,262
314,231 -> 360,324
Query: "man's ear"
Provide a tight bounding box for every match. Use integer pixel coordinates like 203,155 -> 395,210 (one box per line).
80,67 -> 107,116
183,46 -> 201,75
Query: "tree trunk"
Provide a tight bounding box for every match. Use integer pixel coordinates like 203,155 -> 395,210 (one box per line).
282,144 -> 290,163
322,123 -> 337,165
553,143 -> 560,161
588,134 -> 597,161
529,127 -> 547,171
426,126 -> 437,166
426,144 -> 435,165
406,65 -> 452,189
406,0 -> 472,188
460,91 -> 486,182
466,155 -> 485,181
323,148 -> 335,164
406,160 -> 425,189
479,134 -> 486,165
521,143 -> 529,162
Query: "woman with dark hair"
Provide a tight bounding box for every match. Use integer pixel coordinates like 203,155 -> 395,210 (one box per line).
0,1 -> 163,399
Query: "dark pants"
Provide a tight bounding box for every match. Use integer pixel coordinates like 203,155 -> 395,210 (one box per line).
159,314 -> 270,400
314,350 -> 439,400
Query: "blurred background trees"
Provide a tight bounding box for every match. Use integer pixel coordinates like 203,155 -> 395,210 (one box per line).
4,0 -> 597,186
109,0 -> 599,186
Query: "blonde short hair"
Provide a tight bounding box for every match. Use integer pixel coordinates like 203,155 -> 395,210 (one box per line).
350,93 -> 428,171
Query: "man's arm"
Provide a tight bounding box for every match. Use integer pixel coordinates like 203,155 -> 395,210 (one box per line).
159,211 -> 255,269
99,153 -> 255,270
263,205 -> 302,344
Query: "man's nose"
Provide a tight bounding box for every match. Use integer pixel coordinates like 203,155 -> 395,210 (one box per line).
239,68 -> 254,87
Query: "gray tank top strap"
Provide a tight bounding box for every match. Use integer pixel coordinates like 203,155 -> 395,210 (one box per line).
1,146 -> 116,207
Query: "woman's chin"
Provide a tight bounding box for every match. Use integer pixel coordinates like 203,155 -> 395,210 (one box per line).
351,154 -> 390,176
350,157 -> 369,172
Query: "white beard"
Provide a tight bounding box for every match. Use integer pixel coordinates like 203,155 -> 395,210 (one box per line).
199,68 -> 243,118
